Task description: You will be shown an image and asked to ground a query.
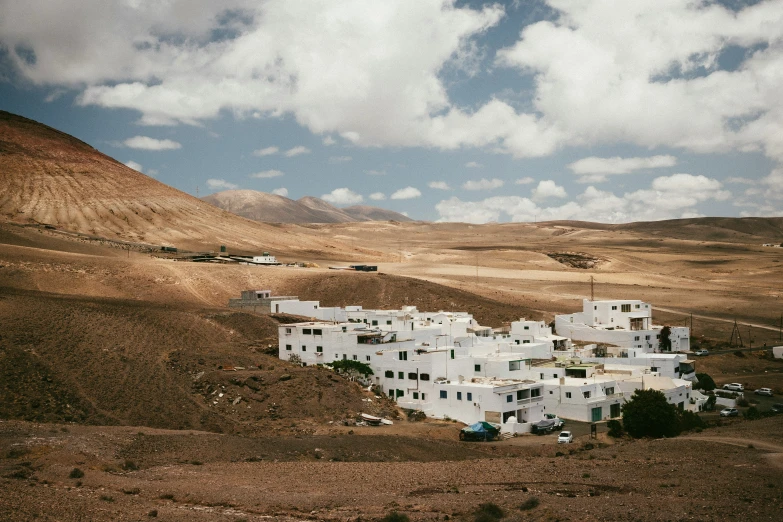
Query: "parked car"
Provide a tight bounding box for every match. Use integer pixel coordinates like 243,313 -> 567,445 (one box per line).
720,408 -> 739,417
544,413 -> 565,429
754,388 -> 774,396
770,403 -> 783,414
693,349 -> 709,356
531,419 -> 557,435
557,431 -> 573,444
723,383 -> 744,391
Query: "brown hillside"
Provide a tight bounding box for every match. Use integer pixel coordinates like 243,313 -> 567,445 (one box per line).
298,196 -> 359,222
0,111 -> 365,257
201,189 -> 344,223
343,204 -> 412,222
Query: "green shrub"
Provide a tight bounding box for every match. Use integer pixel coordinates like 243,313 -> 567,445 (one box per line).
380,512 -> 409,522
474,502 -> 504,521
607,419 -> 624,437
519,497 -> 540,511
679,410 -> 705,431
69,468 -> 84,479
737,397 -> 750,407
693,373 -> 716,391
744,406 -> 761,420
622,389 -> 681,438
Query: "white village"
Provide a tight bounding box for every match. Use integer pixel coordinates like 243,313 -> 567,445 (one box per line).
232,290 -> 709,436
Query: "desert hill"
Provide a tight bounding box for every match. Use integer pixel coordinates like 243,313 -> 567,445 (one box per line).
0,110 -> 373,258
202,190 -> 411,224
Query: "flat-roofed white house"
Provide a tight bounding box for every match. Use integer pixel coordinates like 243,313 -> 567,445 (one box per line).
554,299 -> 690,353
509,318 -> 570,351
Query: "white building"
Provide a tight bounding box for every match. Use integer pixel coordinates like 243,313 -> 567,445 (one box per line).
555,299 -> 690,353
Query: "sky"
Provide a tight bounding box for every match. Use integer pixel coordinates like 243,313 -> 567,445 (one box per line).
1,0 -> 782,223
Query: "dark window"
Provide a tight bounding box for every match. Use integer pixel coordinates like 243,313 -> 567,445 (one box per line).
316,346 -> 323,353
313,329 -> 322,335
621,304 -> 631,313
408,372 -> 418,380
439,390 -> 447,399
450,349 -> 455,360
466,392 -> 472,401
524,326 -> 529,330
419,373 -> 430,381
386,320 -> 392,325
474,364 -> 481,372
385,370 -> 394,378
457,392 -> 462,400
352,355 -> 357,360
413,392 -> 419,399
372,320 -> 378,326
507,395 -> 513,402
399,351 -> 408,361
285,344 -> 292,351
531,388 -> 541,397
303,328 -> 312,335
421,393 -> 426,400
366,356 -> 370,361
398,371 -> 404,379
396,389 -> 403,398
301,345 -> 306,351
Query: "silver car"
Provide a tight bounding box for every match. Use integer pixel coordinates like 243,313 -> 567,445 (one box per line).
754,388 -> 773,396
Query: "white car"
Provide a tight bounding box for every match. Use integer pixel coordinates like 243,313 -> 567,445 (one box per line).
693,349 -> 709,356
719,408 -> 739,417
557,431 -> 573,444
723,383 -> 744,392
755,388 -> 774,396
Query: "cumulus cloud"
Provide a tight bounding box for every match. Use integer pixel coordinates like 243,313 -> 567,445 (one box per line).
249,169 -> 284,179
390,186 -> 421,200
465,161 -> 483,168
207,178 -> 238,190
369,192 -> 386,200
428,181 -> 451,190
271,187 -> 288,197
322,188 -> 363,205
122,136 -> 181,150
531,180 -> 567,201
322,136 -> 336,146
463,178 -> 504,191
124,160 -> 143,172
568,155 -> 677,183
515,177 -> 534,185
436,173 -> 731,224
253,146 -> 279,157
284,146 -> 311,157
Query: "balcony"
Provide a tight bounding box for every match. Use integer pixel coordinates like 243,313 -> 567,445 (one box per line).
517,396 -> 544,405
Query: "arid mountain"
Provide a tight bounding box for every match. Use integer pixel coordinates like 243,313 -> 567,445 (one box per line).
202,190 -> 410,224
343,204 -> 412,222
297,195 -> 361,222
0,110 -> 360,256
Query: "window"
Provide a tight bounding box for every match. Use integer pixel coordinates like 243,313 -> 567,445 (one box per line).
507,395 -> 513,403
565,392 -> 572,398
583,391 -> 591,399
634,336 -> 640,341
396,390 -> 403,398
301,345 -> 307,351
388,389 -> 393,397
342,326 -> 347,332
474,364 -> 481,372
450,349 -> 455,360
645,335 -> 650,340
467,392 -> 472,401
303,328 -> 312,335
399,351 -> 408,361
342,354 -> 347,360
408,372 -> 418,380
421,393 -> 426,400
540,373 -> 544,379
523,340 -> 530,344
366,356 -> 371,362
372,320 -> 378,326
605,387 -> 614,395
651,367 -> 658,372
386,320 -> 392,325
457,392 -> 462,400
313,329 -> 322,335
635,304 -> 641,309
621,304 -> 631,312
413,392 -> 419,399
524,325 -> 529,330
594,306 -> 597,310
509,361 -> 520,371
285,344 -> 292,351
352,355 -> 357,361
334,354 -> 340,359
316,346 -> 323,353
398,371 -> 404,379
611,305 -> 617,310
440,390 -> 447,399
531,388 -> 541,397
285,328 -> 292,334
419,373 -> 430,381
656,334 -> 660,339
385,370 -> 394,378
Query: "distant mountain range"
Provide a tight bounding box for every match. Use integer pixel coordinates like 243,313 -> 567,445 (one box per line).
202,190 -> 413,224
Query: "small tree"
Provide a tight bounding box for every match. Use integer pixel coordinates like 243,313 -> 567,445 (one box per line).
606,419 -> 624,438
658,326 -> 672,352
693,373 -> 716,391
326,359 -> 374,379
622,389 -> 681,438
704,394 -> 717,411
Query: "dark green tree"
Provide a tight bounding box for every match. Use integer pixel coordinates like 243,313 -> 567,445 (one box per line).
692,373 -> 716,391
622,389 -> 681,438
658,326 -> 672,352
326,359 -> 374,378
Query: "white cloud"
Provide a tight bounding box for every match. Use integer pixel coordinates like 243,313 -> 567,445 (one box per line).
146,168 -> 158,178
725,176 -> 755,184
568,155 -> 677,183
284,145 -> 311,157
207,178 -> 238,190
122,136 -> 181,150
321,188 -> 363,205
253,146 -> 279,157
271,187 -> 288,197
329,156 -> 352,163
390,186 -> 421,200
369,192 -> 386,200
437,173 -> 731,224
515,177 -> 534,185
365,169 -> 386,176
531,180 -> 567,201
465,161 -> 483,168
322,136 -> 336,146
463,178 -> 504,191
249,169 -> 284,179
428,181 -> 451,190
124,160 -> 143,172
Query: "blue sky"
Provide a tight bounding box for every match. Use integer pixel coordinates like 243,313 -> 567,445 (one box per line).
1,0 -> 781,223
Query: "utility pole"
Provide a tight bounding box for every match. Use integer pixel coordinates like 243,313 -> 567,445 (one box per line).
590,275 -> 594,301
749,324 -> 752,349
690,313 -> 694,337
